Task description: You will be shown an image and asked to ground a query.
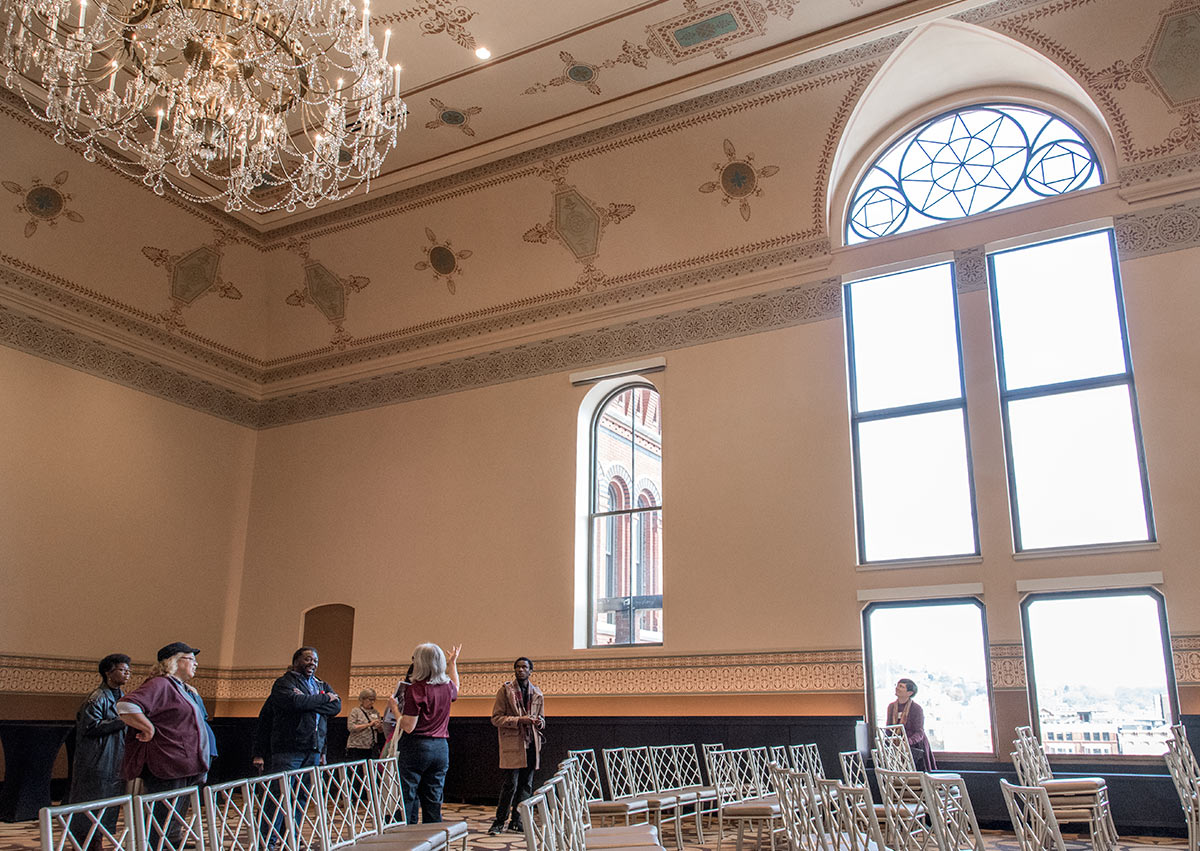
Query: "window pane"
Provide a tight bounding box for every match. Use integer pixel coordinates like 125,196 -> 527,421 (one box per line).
594,390 -> 635,507
849,264 -> 963,411
867,602 -> 993,753
992,231 -> 1127,390
1025,593 -> 1172,754
633,508 -> 662,597
633,388 -> 663,508
593,514 -> 629,606
858,410 -> 976,561
1008,385 -> 1149,549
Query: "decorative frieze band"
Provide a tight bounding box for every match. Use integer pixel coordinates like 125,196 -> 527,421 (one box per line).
1115,200 -> 1200,260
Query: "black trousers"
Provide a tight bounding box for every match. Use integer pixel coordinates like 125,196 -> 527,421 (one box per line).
494,745 -> 538,827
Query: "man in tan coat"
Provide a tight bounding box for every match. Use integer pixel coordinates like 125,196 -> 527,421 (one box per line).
487,657 -> 545,834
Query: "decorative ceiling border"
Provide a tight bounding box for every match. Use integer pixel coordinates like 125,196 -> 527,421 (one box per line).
4,194 -> 1200,427
0,256 -> 266,379
261,234 -> 830,381
0,301 -> 261,427
257,271 -> 842,427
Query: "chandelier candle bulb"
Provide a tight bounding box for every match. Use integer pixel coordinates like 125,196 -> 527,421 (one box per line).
393,63 -> 400,94
152,108 -> 162,147
77,0 -> 84,29
381,28 -> 389,63
361,0 -> 368,38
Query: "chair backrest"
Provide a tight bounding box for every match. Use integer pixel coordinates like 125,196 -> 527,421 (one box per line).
284,767 -> 325,851
876,767 -> 933,851
814,777 -> 850,851
245,772 -> 293,851
567,749 -> 606,802
557,757 -> 594,830
204,779 -> 255,851
836,782 -> 890,851
749,747 -> 773,794
317,761 -> 376,849
920,772 -> 985,851
1169,726 -> 1200,785
1165,738 -> 1200,815
545,775 -> 580,851
602,748 -> 635,799
701,743 -> 725,786
770,746 -> 791,770
769,765 -> 826,851
876,725 -> 916,772
1000,780 -> 1068,851
40,794 -> 136,851
709,749 -> 760,804
519,789 -> 558,851
367,757 -> 405,830
650,745 -> 683,793
624,746 -> 662,797
1013,727 -> 1053,784
794,744 -> 825,779
135,786 -> 205,851
839,750 -> 869,791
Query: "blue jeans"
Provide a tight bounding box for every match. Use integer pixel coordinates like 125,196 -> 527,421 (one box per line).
397,736 -> 449,823
261,751 -> 320,845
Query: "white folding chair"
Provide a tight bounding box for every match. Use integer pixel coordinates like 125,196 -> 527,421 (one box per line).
768,765 -> 827,851
521,789 -> 560,851
710,748 -> 782,851
1166,734 -> 1200,851
1012,726 -> 1116,851
875,768 -> 933,851
204,779 -> 255,851
570,748 -> 650,826
875,727 -> 916,773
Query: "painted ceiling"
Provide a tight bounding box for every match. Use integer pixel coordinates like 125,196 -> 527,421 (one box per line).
1,0 -> 1198,427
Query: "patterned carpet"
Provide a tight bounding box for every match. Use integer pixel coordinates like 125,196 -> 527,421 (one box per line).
0,803 -> 1187,851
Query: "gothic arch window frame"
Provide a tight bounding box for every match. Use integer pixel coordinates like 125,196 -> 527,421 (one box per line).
844,101 -> 1104,245
586,381 -> 663,648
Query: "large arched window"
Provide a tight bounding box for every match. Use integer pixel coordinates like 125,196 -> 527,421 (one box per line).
589,384 -> 663,646
846,103 -> 1101,244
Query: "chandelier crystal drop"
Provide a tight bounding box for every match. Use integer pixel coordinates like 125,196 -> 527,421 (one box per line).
0,0 -> 406,212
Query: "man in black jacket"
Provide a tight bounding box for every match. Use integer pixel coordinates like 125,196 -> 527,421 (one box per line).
253,646 -> 341,772
253,647 -> 340,848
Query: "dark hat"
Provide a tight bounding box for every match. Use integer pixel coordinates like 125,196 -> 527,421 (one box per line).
157,642 -> 200,661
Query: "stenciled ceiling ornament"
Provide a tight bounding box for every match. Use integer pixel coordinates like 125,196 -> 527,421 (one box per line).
284,238 -> 369,349
414,227 -> 471,292
698,138 -> 779,221
3,169 -> 83,236
425,98 -> 481,137
142,229 -> 243,331
523,43 -> 649,97
522,158 -> 635,290
0,0 -> 407,213
374,1 -> 478,50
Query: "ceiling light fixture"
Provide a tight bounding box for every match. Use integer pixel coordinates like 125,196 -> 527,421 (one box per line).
474,46 -> 490,59
0,0 -> 407,212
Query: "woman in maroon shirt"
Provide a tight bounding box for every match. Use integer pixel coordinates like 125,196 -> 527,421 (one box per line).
395,642 -> 461,823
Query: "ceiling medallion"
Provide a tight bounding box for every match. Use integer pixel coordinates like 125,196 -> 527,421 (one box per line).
3,170 -> 83,236
414,227 -> 471,292
142,229 -> 243,331
284,238 -> 369,349
424,97 -> 481,137
698,138 -> 779,221
522,158 -> 635,290
0,0 -> 407,212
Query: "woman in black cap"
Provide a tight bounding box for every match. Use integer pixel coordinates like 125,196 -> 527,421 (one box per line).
115,642 -> 211,844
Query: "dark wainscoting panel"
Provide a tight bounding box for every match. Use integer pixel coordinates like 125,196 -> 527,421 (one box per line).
2,714 -> 1191,835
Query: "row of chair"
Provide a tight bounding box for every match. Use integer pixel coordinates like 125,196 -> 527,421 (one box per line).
39,759 -> 467,851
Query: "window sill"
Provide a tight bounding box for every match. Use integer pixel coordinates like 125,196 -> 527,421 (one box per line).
1012,540 -> 1160,560
856,554 -> 983,572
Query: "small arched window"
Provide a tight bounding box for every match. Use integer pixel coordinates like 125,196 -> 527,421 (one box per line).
846,103 -> 1101,244
589,384 -> 663,646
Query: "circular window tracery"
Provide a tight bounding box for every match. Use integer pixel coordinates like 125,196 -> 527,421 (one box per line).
846,104 -> 1101,244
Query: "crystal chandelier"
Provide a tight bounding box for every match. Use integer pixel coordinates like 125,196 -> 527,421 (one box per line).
0,0 -> 406,212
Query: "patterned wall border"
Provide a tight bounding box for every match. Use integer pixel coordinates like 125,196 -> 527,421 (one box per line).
8,638 -> 1197,704
1114,198 -> 1200,259
990,643 -> 1026,690
1173,634 -> 1200,686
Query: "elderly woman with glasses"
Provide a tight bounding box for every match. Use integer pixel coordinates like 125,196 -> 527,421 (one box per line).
393,642 -> 461,824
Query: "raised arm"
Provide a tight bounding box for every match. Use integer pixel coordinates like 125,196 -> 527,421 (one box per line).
446,644 -> 461,692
